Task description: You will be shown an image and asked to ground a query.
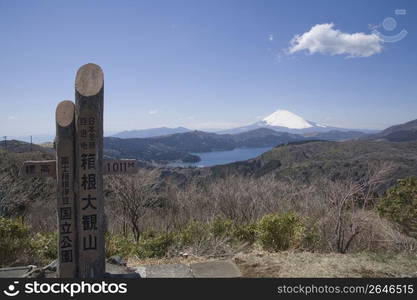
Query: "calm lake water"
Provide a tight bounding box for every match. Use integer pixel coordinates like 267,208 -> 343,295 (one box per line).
171,146 -> 273,167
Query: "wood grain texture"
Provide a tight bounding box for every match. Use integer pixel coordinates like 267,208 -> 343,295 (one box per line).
75,64 -> 105,278
75,64 -> 104,97
55,100 -> 77,278
56,100 -> 75,128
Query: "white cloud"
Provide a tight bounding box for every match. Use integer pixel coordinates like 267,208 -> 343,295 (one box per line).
148,110 -> 158,115
8,116 -> 16,120
268,34 -> 274,42
288,23 -> 382,58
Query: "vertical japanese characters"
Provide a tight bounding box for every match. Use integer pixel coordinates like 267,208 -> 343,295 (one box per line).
55,100 -> 77,278
20,64 -> 138,278
75,64 -> 105,278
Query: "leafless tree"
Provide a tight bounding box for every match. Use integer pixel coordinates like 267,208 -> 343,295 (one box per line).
106,170 -> 160,242
318,162 -> 395,253
0,154 -> 54,224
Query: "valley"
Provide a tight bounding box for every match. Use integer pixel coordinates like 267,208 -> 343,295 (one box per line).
1,111 -> 416,277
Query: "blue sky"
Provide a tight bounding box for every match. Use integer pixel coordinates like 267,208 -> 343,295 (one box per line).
1,0 -> 416,137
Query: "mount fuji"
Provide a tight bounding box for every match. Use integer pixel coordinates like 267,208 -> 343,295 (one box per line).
218,110 -> 374,135
260,110 -> 327,130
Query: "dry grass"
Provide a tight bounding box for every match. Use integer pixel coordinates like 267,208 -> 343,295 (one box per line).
127,255 -> 207,267
233,251 -> 417,278
104,162 -> 416,255
2,151 -> 415,268
126,250 -> 417,278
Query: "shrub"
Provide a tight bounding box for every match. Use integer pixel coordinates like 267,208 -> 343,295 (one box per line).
233,223 -> 257,244
210,217 -> 234,237
176,221 -> 209,246
0,217 -> 30,266
378,177 -> 417,238
105,233 -> 136,258
302,223 -> 320,250
136,231 -> 174,258
257,212 -> 306,251
29,232 -> 57,264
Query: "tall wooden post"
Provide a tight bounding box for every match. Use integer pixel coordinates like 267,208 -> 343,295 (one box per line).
75,63 -> 105,278
20,63 -> 138,278
55,100 -> 77,278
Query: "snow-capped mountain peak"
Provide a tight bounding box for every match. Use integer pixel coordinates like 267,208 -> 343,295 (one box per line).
262,110 -> 315,129
217,109 -> 334,134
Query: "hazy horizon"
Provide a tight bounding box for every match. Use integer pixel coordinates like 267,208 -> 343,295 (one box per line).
0,106 -> 413,142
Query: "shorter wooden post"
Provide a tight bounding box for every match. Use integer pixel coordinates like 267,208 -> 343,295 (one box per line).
55,100 -> 77,278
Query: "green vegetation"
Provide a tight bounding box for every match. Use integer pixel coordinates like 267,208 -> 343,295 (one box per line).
106,233 -> 136,258
0,218 -> 57,267
176,221 -> 208,246
257,212 -> 307,251
1,145 -> 416,268
232,222 -> 257,245
103,214 -> 316,259
136,231 -> 175,259
29,232 -> 58,263
0,217 -> 29,266
210,140 -> 417,184
378,177 -> 417,238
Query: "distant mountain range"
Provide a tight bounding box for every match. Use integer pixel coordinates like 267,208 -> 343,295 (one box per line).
207,139 -> 417,191
0,139 -> 54,154
2,135 -> 55,144
103,115 -> 417,164
217,110 -> 378,135
104,128 -> 307,163
4,110 -> 416,166
363,119 -> 417,142
111,110 -> 379,139
112,127 -> 190,138
304,130 -> 366,141
201,116 -> 417,184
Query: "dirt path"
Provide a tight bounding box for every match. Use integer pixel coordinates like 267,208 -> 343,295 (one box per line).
233,251 -> 417,278
128,251 -> 417,278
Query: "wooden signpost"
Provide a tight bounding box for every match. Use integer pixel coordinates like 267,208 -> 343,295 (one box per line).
55,100 -> 77,278
75,64 -> 105,278
23,159 -> 138,177
22,160 -> 57,178
21,63 -> 138,278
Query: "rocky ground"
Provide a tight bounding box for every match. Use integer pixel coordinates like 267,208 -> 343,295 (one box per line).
2,251 -> 416,278
126,251 -> 417,278
233,251 -> 417,278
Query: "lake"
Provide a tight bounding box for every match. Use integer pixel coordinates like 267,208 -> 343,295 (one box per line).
170,146 -> 273,167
